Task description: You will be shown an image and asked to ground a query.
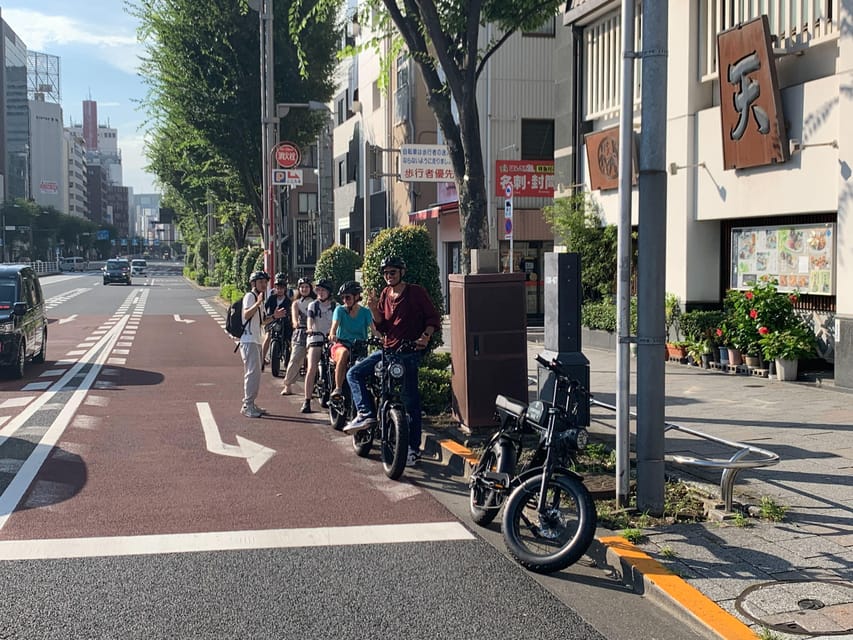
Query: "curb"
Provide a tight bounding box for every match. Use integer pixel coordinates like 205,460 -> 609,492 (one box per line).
425,432 -> 757,640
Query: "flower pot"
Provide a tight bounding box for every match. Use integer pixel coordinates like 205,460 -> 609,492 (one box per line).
775,358 -> 798,381
700,353 -> 711,369
718,346 -> 730,366
727,348 -> 743,366
744,354 -> 761,368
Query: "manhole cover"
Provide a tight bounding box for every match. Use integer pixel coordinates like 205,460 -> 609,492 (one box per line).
735,580 -> 853,636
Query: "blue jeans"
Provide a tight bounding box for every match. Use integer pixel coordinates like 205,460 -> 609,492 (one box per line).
346,349 -> 423,452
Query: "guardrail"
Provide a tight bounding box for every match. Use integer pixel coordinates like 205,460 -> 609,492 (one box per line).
590,398 -> 780,512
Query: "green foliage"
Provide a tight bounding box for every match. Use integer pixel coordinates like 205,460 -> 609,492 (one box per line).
238,246 -> 263,290
759,326 -> 816,361
621,528 -> 646,544
219,283 -> 244,303
664,292 -> 681,341
314,244 -> 363,294
363,226 -> 444,346
421,351 -> 451,371
581,298 -> 638,333
679,310 -> 726,342
542,194 -> 621,302
758,496 -> 788,522
418,367 -> 452,415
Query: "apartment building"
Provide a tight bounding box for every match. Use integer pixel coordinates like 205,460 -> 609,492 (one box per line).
331,4 -> 560,316
560,0 -> 852,387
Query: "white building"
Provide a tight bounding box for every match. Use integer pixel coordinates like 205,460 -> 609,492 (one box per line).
28,94 -> 64,211
62,129 -> 87,218
67,121 -> 123,186
560,0 -> 852,387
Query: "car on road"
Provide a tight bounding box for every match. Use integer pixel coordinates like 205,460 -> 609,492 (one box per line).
0,265 -> 47,378
131,259 -> 147,276
103,259 -> 132,285
60,256 -> 88,272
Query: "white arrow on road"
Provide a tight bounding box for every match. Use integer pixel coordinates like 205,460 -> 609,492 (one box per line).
195,402 -> 275,473
173,314 -> 195,324
58,314 -> 78,325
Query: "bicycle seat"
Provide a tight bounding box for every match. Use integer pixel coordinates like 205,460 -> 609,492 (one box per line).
495,395 -> 527,419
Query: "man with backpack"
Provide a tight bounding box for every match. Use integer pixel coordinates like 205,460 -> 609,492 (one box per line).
239,271 -> 286,417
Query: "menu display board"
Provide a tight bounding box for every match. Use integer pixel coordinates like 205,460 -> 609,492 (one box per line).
731,223 -> 835,295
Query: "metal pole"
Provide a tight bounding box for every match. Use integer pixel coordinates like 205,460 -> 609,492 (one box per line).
615,0 -> 636,506
362,123 -> 370,253
259,0 -> 275,275
636,0 -> 668,515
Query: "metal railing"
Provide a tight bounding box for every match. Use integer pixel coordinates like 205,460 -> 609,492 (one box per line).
591,398 -> 780,512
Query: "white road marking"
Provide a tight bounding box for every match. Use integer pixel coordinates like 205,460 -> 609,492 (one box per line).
66,350 -> 87,356
39,369 -> 67,378
0,397 -> 33,408
58,315 -> 78,325
107,358 -> 126,365
21,382 -> 52,392
196,402 -> 275,473
0,522 -> 475,560
84,395 -> 109,406
173,314 -> 195,324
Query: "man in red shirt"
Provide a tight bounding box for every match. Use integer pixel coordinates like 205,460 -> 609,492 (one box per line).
343,256 -> 441,466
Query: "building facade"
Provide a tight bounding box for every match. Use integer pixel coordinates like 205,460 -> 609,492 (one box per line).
28,95 -> 64,211
1,17 -> 30,201
63,129 -> 87,218
560,0 -> 852,387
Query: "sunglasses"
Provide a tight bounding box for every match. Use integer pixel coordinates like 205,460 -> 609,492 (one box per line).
342,294 -> 354,301
382,269 -> 399,276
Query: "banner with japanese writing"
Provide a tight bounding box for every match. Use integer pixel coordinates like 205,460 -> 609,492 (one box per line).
400,144 -> 455,182
495,160 -> 555,197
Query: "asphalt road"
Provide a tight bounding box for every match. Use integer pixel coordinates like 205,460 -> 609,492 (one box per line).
0,268 -> 711,639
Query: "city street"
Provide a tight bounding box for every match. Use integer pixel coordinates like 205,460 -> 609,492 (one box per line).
0,269 -> 711,639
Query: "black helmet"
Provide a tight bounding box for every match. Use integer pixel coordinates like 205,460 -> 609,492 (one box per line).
249,270 -> 270,282
338,280 -> 362,296
315,278 -> 334,294
297,277 -> 312,286
380,256 -> 406,270
274,272 -> 287,285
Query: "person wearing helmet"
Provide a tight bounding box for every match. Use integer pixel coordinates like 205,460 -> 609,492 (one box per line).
240,271 -> 286,417
281,277 -> 316,395
261,274 -> 292,369
328,281 -> 374,399
300,278 -> 336,413
343,256 -> 441,467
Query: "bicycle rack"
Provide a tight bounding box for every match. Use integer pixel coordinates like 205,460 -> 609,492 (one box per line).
590,398 -> 780,512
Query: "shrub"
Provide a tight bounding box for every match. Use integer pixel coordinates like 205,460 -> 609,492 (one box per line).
581,298 -> 637,333
679,310 -> 726,341
314,244 -> 362,294
233,247 -> 248,289
418,367 -> 451,415
363,226 -> 444,347
421,351 -> 451,371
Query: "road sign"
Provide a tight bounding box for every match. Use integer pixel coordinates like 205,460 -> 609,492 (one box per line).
272,168 -> 303,186
504,198 -> 513,240
274,142 -> 301,169
505,218 -> 513,238
505,183 -> 513,199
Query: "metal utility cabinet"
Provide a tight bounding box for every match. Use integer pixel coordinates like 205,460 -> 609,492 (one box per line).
449,272 -> 527,432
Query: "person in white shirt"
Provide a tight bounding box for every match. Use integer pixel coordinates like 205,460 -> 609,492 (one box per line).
300,279 -> 336,413
240,271 -> 285,417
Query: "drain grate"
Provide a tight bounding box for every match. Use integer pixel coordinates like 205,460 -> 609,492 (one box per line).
735,580 -> 853,636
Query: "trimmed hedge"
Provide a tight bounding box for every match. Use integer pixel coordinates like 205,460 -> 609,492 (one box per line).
314,244 -> 363,296
419,353 -> 452,415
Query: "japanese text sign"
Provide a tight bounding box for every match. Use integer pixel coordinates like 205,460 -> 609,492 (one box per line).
400,144 -> 456,182
717,16 -> 788,170
495,160 -> 555,197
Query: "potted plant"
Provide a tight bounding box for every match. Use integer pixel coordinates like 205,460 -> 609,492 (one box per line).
686,336 -> 713,368
666,340 -> 689,362
758,325 -> 816,381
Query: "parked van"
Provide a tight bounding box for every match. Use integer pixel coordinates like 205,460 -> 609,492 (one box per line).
0,265 -> 47,378
60,257 -> 87,272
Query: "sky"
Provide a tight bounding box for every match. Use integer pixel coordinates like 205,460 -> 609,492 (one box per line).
2,1 -> 159,194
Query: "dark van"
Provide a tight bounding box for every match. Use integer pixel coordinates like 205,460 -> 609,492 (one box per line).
0,265 -> 47,378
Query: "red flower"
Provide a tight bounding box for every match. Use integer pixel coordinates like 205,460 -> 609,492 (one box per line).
758,326 -> 769,335
716,328 -> 723,337
789,294 -> 798,303
745,291 -> 754,300
749,309 -> 758,319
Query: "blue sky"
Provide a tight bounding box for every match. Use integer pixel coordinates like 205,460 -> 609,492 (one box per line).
2,1 -> 158,193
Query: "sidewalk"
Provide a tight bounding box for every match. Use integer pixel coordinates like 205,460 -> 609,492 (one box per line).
430,322 -> 853,639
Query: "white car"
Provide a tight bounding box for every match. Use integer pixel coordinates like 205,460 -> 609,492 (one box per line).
131,259 -> 147,276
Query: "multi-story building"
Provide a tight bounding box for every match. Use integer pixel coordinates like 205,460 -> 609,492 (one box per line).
106,184 -> 130,238
331,4 -> 559,315
86,164 -> 110,224
1,16 -> 30,201
67,99 -> 123,186
559,0 -> 852,387
62,129 -> 87,218
28,94 -> 64,211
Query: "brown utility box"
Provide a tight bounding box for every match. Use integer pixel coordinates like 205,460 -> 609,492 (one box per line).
449,272 -> 527,431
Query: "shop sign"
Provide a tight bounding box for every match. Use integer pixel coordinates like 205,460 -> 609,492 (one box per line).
731,223 -> 835,295
584,126 -> 636,191
718,16 -> 788,170
495,160 -> 554,197
400,144 -> 455,182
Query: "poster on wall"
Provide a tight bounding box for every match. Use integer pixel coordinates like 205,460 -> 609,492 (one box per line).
731,223 -> 835,295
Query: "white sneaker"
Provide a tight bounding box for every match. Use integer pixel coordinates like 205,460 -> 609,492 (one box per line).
343,413 -> 376,434
241,405 -> 262,418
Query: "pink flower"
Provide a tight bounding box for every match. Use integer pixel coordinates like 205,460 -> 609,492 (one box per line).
716,328 -> 723,337
749,309 -> 758,319
745,291 -> 754,300
758,326 -> 769,335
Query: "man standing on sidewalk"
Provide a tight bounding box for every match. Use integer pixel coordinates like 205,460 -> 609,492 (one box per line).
240,271 -> 286,417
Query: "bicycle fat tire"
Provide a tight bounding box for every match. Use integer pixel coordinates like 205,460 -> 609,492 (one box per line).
382,407 -> 408,480
501,473 -> 596,574
352,426 -> 373,457
329,385 -> 352,430
470,441 -> 516,526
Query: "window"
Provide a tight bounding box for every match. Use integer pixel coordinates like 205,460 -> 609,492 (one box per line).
395,55 -> 410,124
523,15 -> 556,37
298,192 -> 318,215
337,159 -> 346,187
521,119 -> 554,160
372,80 -> 381,111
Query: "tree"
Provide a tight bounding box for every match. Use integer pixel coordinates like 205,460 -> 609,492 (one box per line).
292,0 -> 563,272
133,0 -> 342,245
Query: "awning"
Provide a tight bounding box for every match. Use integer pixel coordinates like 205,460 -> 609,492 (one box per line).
408,200 -> 458,222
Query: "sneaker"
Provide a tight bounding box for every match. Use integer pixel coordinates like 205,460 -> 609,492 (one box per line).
330,388 -> 344,401
405,448 -> 421,467
343,413 -> 376,434
252,404 -> 267,415
280,384 -> 293,396
300,400 -> 312,414
240,405 -> 263,418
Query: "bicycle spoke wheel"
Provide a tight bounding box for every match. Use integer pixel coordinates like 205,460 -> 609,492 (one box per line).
501,473 -> 596,573
469,441 -> 516,526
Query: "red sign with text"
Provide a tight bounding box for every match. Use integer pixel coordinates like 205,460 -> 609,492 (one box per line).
495,160 -> 555,197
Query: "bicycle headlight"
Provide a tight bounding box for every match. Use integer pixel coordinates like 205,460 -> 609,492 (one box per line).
563,428 -> 589,451
388,362 -> 405,379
